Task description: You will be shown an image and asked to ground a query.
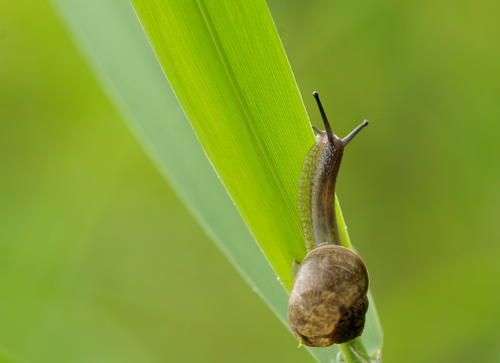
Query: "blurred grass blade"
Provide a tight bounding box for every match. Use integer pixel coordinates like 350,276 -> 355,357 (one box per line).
54,0 -> 382,361
51,0 -> 288,327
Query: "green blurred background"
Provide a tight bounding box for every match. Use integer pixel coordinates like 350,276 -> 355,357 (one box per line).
1,0 -> 499,362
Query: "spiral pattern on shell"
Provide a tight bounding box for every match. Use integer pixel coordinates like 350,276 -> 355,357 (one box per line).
288,245 -> 369,347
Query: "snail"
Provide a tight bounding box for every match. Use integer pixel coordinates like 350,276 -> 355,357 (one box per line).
288,91 -> 370,347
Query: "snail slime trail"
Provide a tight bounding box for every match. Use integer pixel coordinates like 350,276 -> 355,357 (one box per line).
288,91 -> 370,347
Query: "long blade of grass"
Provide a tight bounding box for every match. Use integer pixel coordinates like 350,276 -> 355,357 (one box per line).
132,0 -> 312,290
133,0 -> 382,361
54,0 -> 382,361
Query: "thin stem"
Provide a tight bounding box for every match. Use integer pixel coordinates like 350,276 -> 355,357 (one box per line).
350,338 -> 371,358
339,337 -> 371,363
339,343 -> 358,363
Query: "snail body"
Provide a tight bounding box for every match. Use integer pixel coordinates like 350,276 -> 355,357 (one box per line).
288,92 -> 369,347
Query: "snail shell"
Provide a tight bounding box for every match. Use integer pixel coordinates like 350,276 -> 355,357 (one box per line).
288,244 -> 369,347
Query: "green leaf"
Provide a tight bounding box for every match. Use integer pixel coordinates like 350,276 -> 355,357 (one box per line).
54,0 -> 382,361
132,0 -> 312,290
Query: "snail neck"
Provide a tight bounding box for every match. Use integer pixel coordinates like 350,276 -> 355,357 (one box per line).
305,91 -> 369,250
311,134 -> 344,247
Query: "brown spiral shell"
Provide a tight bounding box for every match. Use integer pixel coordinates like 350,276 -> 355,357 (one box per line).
288,245 -> 369,347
